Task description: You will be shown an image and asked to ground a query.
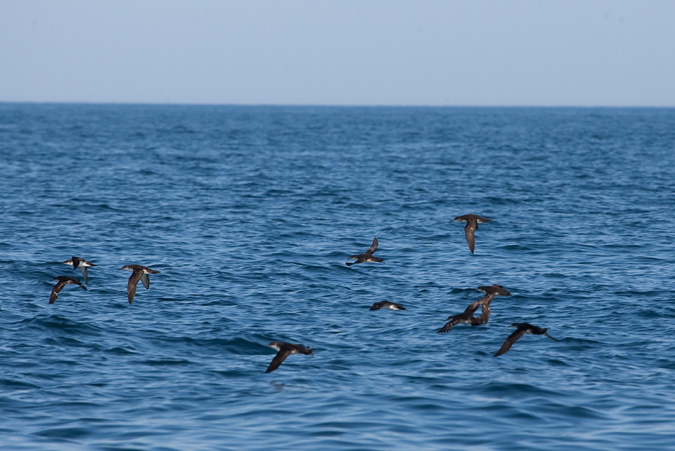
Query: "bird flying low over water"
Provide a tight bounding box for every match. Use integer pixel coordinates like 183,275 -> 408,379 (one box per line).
121,264 -> 160,304
437,284 -> 510,333
370,301 -> 406,311
494,323 -> 558,357
346,237 -> 383,266
475,284 -> 511,324
265,341 -> 313,373
49,276 -> 86,304
62,256 -> 97,283
437,299 -> 488,333
477,284 -> 511,297
453,214 -> 492,254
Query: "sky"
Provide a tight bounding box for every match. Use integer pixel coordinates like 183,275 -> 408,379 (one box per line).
1,0 -> 674,106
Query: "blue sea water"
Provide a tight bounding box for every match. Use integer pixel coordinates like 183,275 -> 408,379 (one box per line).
1,103 -> 675,450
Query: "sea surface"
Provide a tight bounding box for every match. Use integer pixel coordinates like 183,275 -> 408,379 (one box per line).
1,103 -> 675,450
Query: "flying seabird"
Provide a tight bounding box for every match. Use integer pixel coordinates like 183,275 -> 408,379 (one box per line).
121,264 -> 160,304
494,323 -> 558,357
437,299 -> 488,333
265,341 -> 313,373
437,285 -> 510,332
49,276 -> 87,304
370,301 -> 406,311
346,237 -> 383,266
478,284 -> 511,297
63,257 -> 97,283
475,284 -> 511,324
453,214 -> 492,254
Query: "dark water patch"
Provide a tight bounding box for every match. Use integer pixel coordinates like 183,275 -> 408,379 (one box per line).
159,336 -> 267,355
479,381 -> 561,398
140,358 -> 193,366
0,378 -> 41,389
35,427 -> 92,442
17,315 -> 104,336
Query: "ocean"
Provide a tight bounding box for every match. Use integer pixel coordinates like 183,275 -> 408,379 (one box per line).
1,103 -> 674,450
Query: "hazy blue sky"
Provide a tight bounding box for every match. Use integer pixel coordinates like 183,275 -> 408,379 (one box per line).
1,1 -> 674,106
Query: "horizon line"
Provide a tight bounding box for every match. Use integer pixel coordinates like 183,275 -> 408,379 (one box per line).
1,100 -> 674,109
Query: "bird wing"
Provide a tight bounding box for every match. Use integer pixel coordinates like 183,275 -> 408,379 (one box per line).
545,332 -> 559,341
478,293 -> 496,308
437,318 -> 460,334
266,349 -> 292,373
80,266 -> 88,283
464,223 -> 476,254
462,299 -> 482,315
476,303 -> 491,325
49,280 -> 67,304
366,237 -> 378,255
127,270 -> 143,304
494,329 -> 527,357
141,273 -> 150,290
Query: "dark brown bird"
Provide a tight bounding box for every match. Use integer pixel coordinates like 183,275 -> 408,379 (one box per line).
121,264 -> 160,304
477,284 -> 511,297
49,276 -> 87,304
453,214 -> 492,254
369,301 -> 406,311
265,341 -> 313,373
346,237 -> 383,266
62,256 -> 97,283
494,323 -> 558,357
475,284 -> 511,324
437,298 -> 488,333
438,285 -> 510,332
